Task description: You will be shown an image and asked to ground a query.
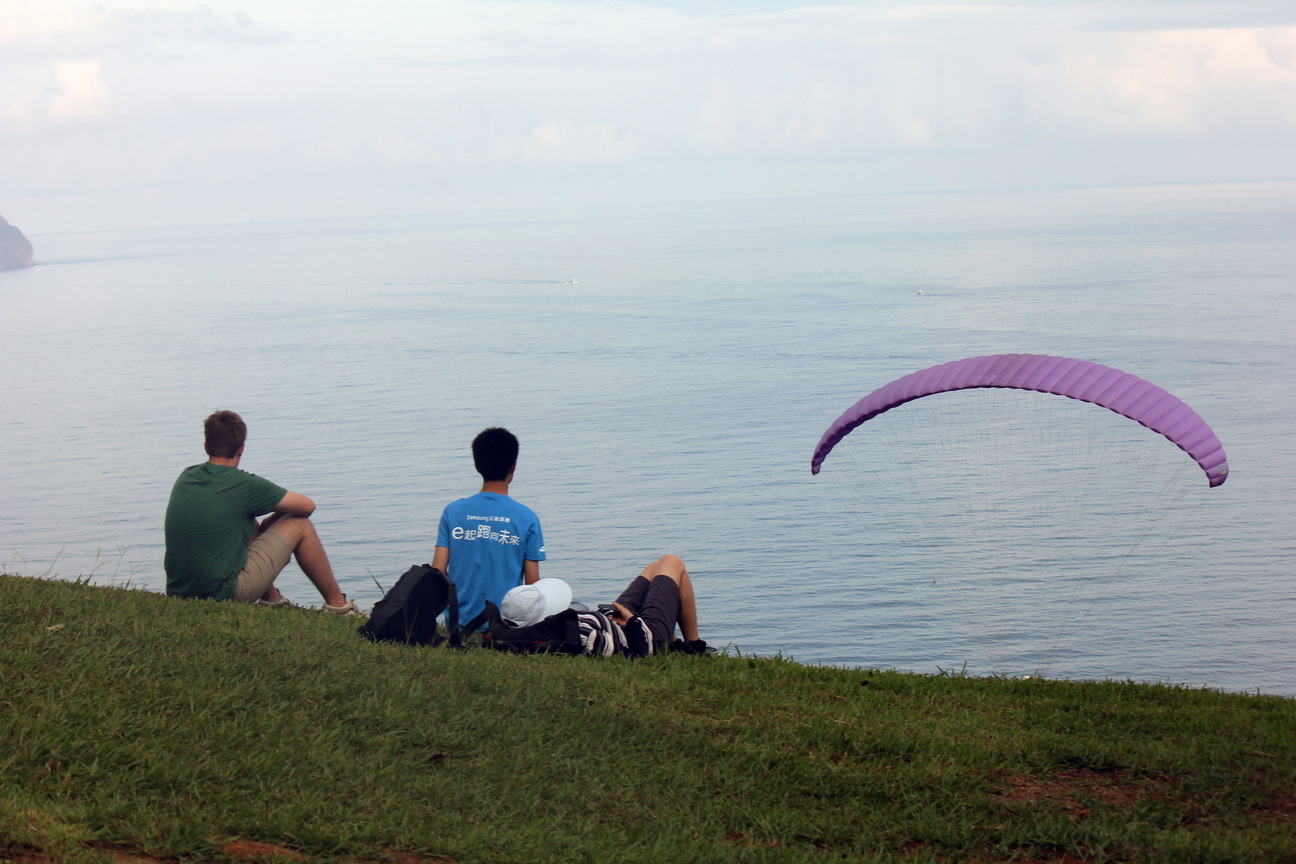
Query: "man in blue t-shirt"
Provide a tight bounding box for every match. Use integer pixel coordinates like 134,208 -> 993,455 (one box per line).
432,427 -> 546,626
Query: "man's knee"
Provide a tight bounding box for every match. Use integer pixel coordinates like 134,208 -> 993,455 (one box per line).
265,515 -> 315,547
654,554 -> 686,580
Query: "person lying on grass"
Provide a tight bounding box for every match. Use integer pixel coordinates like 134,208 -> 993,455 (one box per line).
164,410 -> 364,616
500,554 -> 712,656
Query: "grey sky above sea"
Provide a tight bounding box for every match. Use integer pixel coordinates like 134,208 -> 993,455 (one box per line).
3,0 -> 1295,233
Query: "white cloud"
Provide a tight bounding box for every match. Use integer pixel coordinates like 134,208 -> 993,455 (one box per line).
1023,27 -> 1296,136
0,0 -> 94,44
2,0 -> 1294,229
0,0 -> 288,132
503,120 -> 638,164
0,1 -> 283,59
48,59 -> 109,122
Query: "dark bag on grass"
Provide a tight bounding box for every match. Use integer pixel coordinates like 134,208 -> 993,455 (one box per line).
465,600 -> 584,654
358,564 -> 461,647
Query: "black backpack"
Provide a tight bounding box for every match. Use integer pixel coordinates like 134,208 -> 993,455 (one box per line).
358,564 -> 461,647
465,600 -> 585,654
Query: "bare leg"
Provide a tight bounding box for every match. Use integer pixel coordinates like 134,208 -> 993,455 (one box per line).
262,516 -> 347,607
643,554 -> 700,642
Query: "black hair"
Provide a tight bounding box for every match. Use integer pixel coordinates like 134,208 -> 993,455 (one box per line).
472,427 -> 519,482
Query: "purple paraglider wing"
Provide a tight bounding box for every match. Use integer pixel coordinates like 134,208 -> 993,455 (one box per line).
811,354 -> 1229,487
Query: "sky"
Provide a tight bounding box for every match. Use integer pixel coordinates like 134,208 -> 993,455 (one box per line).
2,0 -> 1295,232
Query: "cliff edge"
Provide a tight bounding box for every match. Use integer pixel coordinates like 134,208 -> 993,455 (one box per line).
0,214 -> 35,269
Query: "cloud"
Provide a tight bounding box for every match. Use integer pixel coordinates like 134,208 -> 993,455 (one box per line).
0,0 -> 91,44
0,1 -> 284,59
48,58 -> 110,122
502,120 -> 638,163
0,1 -> 288,131
3,0 -> 1294,229
1021,27 -> 1296,136
678,7 -> 1296,159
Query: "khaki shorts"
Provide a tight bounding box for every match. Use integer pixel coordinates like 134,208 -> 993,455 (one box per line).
233,528 -> 293,602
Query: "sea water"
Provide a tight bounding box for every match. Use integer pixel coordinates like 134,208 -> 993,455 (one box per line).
1,182 -> 1292,695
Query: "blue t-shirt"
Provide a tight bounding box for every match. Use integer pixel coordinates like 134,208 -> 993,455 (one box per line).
436,491 -> 545,626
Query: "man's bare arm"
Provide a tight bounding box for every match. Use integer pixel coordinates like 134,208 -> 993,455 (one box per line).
274,491 -> 316,517
523,559 -> 540,585
432,545 -> 449,574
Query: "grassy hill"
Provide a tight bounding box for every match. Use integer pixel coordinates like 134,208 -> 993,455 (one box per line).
1,574 -> 1292,863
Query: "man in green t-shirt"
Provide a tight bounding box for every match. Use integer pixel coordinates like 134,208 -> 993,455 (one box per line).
164,410 -> 363,615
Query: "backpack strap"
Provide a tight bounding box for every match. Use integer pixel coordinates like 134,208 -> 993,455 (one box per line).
440,570 -> 461,648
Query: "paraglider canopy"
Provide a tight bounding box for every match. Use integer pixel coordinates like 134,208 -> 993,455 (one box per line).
812,354 -> 1228,486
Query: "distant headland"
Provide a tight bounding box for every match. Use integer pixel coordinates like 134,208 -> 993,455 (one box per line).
0,213 -> 35,269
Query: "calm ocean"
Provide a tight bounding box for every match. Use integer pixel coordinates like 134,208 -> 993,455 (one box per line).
2,183 -> 1292,695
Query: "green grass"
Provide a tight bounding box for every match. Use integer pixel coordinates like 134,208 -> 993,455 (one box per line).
1,574 -> 1293,864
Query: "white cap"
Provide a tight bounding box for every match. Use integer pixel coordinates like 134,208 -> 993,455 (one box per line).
500,578 -> 573,627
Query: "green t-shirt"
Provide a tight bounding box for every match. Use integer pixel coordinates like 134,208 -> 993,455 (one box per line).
164,462 -> 288,600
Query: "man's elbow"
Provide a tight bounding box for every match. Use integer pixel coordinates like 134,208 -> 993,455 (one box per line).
431,547 -> 450,573
276,492 -> 316,517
